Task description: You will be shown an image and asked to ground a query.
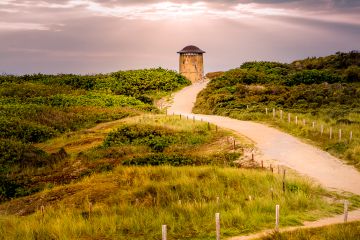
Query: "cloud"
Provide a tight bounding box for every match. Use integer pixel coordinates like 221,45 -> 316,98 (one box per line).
0,0 -> 359,74
0,22 -> 50,31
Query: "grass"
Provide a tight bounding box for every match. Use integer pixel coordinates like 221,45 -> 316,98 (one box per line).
222,108 -> 360,170
1,166 -> 359,239
37,114 -> 253,159
193,81 -> 360,171
194,54 -> 360,170
258,221 -> 360,240
1,115 -> 252,201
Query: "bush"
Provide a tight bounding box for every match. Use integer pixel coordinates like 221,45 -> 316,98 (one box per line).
0,117 -> 56,142
103,124 -> 178,152
287,70 -> 342,86
122,154 -> 194,166
0,139 -> 67,173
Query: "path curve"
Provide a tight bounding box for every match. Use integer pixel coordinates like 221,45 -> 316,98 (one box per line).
228,208 -> 360,240
169,81 -> 360,195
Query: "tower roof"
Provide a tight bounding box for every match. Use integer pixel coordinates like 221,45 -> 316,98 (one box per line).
177,45 -> 205,54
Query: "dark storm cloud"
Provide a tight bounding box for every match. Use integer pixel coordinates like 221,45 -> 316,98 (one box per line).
0,0 -> 359,74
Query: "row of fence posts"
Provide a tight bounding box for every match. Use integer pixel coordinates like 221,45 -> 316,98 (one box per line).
169,110 -> 354,143
170,113 -> 217,132
143,112 -> 351,238
36,198 -> 350,240
167,109 -> 354,143
40,195 -> 349,240
36,172 -> 349,240
265,108 -> 354,142
160,199 -> 350,240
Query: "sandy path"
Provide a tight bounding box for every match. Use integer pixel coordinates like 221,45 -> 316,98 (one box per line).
228,209 -> 360,240
169,81 -> 360,195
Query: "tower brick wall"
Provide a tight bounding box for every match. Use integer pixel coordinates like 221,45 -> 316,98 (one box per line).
177,45 -> 205,84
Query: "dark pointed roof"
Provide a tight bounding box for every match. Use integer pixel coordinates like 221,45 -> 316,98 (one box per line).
177,45 -> 205,54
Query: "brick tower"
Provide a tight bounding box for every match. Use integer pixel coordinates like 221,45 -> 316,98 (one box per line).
177,45 -> 205,83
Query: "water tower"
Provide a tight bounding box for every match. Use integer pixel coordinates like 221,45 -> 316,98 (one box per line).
177,45 -> 205,83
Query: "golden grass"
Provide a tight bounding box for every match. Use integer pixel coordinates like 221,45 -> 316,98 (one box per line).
1,166 -> 359,239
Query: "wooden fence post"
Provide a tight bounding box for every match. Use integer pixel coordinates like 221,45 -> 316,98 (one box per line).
215,213 -> 220,240
295,116 -> 298,125
321,125 -> 324,135
330,127 -> 332,139
40,205 -> 45,219
344,200 -> 349,223
288,113 -> 291,123
303,119 -> 306,126
280,110 -> 283,120
282,169 -> 286,193
273,108 -> 276,118
266,108 -> 268,115
208,122 -> 211,131
339,129 -> 342,141
312,122 -> 315,128
270,187 -> 274,200
350,131 -> 353,142
193,116 -> 195,123
275,205 -> 280,231
162,225 -> 167,240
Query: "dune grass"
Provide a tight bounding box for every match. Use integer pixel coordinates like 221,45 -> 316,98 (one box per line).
222,109 -> 360,170
259,221 -> 360,240
0,166 -> 359,239
1,115 -> 252,202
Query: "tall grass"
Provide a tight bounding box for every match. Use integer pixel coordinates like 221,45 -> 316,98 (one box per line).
259,221 -> 360,240
0,115 -> 249,202
224,107 -> 360,170
0,166 -> 359,239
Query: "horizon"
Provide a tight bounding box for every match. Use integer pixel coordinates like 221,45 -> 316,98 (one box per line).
1,50 -> 358,76
1,0 -> 359,75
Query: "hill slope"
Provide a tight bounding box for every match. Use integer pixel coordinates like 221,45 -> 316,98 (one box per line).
0,68 -> 190,201
193,51 -> 360,170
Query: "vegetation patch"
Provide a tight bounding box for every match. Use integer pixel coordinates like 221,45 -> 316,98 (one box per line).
194,51 -> 360,169
0,68 -> 190,202
0,115 -> 248,202
1,166 -> 358,239
259,221 -> 360,240
103,123 -> 211,152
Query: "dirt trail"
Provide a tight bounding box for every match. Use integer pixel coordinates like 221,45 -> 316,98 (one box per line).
228,209 -> 360,240
169,81 -> 360,238
169,81 -> 360,195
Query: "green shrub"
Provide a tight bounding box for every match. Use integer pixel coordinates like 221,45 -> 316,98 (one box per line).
103,124 -> 178,152
287,70 -> 342,86
0,117 -> 56,142
30,93 -> 145,108
0,139 -> 69,200
122,154 -> 194,166
103,123 -> 212,153
0,139 -> 67,173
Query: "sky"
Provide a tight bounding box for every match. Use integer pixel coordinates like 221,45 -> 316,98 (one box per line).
0,0 -> 359,75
